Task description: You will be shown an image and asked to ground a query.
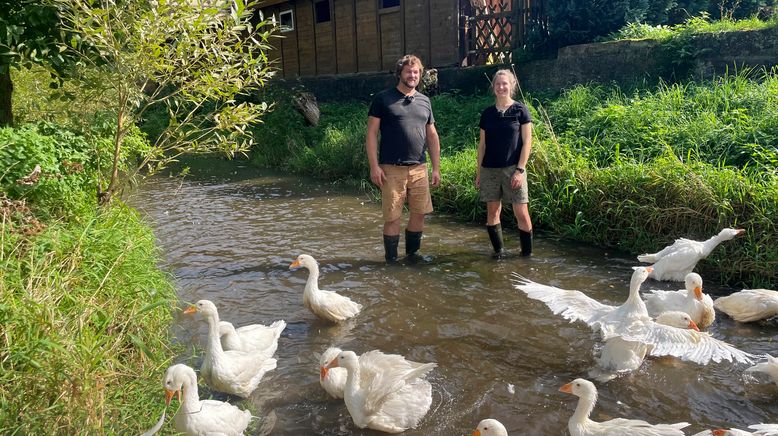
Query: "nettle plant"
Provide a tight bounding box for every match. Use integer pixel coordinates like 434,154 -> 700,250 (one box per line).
55,0 -> 276,204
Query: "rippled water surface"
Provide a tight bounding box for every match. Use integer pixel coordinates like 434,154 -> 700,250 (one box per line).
130,157 -> 778,435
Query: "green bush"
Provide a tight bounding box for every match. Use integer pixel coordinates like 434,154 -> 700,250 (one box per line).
0,123 -> 150,217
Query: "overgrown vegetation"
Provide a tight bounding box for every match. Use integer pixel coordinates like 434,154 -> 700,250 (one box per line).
608,13 -> 778,41
0,201 -> 176,433
543,0 -> 777,50
54,0 -> 276,204
0,122 -> 177,433
251,69 -> 778,287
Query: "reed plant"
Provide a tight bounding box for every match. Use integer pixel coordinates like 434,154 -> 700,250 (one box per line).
0,202 -> 176,433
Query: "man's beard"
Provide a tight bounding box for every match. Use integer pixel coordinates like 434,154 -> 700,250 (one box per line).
401,78 -> 417,89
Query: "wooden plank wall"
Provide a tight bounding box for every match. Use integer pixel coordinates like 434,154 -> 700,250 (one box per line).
355,0 -> 380,72
263,0 -> 461,77
379,8 -> 402,71
314,19 -> 335,74
334,0 -> 357,73
403,0 -> 430,66
428,0 -> 459,66
296,1 -> 316,76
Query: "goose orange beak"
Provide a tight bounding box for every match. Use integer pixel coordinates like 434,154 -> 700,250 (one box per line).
646,266 -> 653,273
289,259 -> 301,269
712,430 -> 727,436
559,382 -> 573,393
473,430 -> 481,436
688,319 -> 700,331
183,306 -> 197,314
165,388 -> 180,405
326,357 -> 339,369
694,286 -> 703,300
320,366 -> 328,380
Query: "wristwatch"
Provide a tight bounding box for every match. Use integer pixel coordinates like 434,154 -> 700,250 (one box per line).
515,167 -> 525,174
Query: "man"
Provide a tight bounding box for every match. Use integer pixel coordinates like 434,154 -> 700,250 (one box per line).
366,54 -> 441,262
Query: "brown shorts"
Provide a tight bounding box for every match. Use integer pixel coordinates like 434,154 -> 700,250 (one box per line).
380,164 -> 433,222
479,165 -> 529,204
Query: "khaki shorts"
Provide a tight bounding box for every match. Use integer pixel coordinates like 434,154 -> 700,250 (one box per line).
380,164 -> 433,222
479,166 -> 529,204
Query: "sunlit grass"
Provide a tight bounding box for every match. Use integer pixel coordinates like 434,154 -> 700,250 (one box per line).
0,204 -> 177,433
608,14 -> 778,42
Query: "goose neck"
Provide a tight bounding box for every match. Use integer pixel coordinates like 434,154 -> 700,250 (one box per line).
343,362 -> 361,396
626,279 -> 648,312
205,313 -> 224,356
701,234 -> 725,256
305,265 -> 320,291
180,371 -> 200,413
571,393 -> 596,427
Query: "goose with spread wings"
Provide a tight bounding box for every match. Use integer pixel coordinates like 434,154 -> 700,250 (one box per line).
512,267 -> 755,366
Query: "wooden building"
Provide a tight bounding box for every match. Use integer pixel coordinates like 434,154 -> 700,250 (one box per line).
258,0 -> 546,77
258,0 -> 461,77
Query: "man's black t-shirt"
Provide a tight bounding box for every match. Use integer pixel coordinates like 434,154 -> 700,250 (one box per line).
479,102 -> 532,168
368,88 -> 435,165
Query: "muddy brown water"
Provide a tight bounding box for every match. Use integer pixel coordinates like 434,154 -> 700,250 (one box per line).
130,157 -> 778,435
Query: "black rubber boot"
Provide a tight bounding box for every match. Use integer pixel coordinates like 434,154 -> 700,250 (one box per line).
487,224 -> 505,258
405,229 -> 423,257
383,234 -> 400,262
519,229 -> 533,256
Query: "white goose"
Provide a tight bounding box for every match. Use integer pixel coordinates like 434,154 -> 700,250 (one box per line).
319,346 -> 347,399
560,378 -> 689,436
637,228 -> 745,281
643,273 -> 715,329
473,418 -> 508,436
289,254 -> 362,323
163,363 -> 252,435
326,349 -> 436,433
746,354 -> 778,387
593,311 -> 701,380
219,319 -> 286,355
184,300 -> 277,398
714,289 -> 778,323
513,268 -> 755,366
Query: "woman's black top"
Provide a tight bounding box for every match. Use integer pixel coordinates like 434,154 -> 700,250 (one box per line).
479,102 -> 532,168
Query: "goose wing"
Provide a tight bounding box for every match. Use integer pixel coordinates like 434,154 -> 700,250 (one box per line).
313,289 -> 362,321
512,273 -> 616,335
621,321 -> 755,364
358,350 -> 435,415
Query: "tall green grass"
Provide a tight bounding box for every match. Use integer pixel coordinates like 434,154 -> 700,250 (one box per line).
0,204 -> 176,433
543,68 -> 778,172
0,120 -> 178,432
251,70 -> 778,287
608,14 -> 778,42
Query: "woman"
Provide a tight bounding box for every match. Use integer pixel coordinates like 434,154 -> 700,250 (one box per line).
475,69 -> 533,257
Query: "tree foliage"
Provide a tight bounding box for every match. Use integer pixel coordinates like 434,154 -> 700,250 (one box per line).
0,1 -> 75,126
54,0 -> 276,204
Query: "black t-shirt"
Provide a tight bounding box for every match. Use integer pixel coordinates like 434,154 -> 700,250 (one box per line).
368,88 -> 435,165
479,102 -> 532,168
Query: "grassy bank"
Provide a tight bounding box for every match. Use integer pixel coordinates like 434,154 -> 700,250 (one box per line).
251,70 -> 778,287
0,124 -> 177,433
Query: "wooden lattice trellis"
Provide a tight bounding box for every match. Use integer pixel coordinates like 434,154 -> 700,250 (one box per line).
462,0 -> 547,66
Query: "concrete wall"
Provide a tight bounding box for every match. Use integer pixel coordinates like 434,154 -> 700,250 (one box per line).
273,26 -> 778,102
